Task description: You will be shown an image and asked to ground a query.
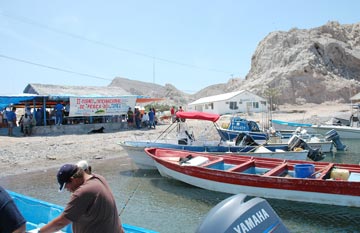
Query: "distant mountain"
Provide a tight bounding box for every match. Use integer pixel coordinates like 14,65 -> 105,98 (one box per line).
109,77 -> 191,106
110,21 -> 360,105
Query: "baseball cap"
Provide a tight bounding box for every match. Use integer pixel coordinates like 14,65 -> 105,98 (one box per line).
57,164 -> 78,192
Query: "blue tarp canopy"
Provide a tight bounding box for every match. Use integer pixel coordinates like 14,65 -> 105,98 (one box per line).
0,95 -> 43,111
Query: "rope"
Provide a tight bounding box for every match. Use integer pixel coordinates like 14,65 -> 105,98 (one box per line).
119,182 -> 141,216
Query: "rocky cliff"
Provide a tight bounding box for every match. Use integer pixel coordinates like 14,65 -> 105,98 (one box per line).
242,21 -> 360,104
110,21 -> 360,105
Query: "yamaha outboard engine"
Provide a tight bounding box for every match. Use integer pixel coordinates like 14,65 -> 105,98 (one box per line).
196,194 -> 289,233
325,129 -> 346,151
235,133 -> 259,147
288,135 -> 324,161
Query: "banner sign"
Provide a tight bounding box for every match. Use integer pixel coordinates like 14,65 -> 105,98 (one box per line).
69,96 -> 137,117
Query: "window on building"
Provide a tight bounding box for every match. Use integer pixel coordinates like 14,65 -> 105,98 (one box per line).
246,102 -> 252,109
229,101 -> 238,110
205,103 -> 214,110
195,106 -> 202,111
253,102 -> 259,108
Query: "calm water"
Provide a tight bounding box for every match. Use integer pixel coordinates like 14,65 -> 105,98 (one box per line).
1,139 -> 360,233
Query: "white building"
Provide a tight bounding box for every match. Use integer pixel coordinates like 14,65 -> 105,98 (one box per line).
187,90 -> 267,115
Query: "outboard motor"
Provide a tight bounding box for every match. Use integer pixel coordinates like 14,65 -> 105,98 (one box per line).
235,133 -> 259,147
196,194 -> 289,233
288,135 -> 324,161
325,129 -> 346,151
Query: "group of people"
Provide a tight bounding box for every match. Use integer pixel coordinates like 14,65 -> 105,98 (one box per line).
170,106 -> 184,123
1,101 -> 69,137
0,160 -> 125,233
127,107 -> 156,129
18,113 -> 36,136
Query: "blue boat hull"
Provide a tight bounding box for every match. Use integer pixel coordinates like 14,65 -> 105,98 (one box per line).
7,190 -> 158,233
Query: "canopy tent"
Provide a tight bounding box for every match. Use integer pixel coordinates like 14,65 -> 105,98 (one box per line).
0,95 -> 46,111
176,111 -> 220,122
0,94 -> 154,111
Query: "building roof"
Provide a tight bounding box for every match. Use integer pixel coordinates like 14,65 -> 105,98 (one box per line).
24,83 -> 131,97
350,92 -> 360,102
188,90 -> 265,105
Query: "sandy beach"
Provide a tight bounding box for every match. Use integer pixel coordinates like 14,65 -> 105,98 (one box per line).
0,103 -> 352,178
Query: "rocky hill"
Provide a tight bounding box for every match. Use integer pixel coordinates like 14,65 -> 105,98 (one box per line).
109,77 -> 191,106
110,21 -> 360,106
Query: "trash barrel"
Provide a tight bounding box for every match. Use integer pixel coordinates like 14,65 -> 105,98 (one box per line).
294,164 -> 315,178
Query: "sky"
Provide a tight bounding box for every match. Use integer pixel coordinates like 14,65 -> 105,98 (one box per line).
1,1 -> 360,95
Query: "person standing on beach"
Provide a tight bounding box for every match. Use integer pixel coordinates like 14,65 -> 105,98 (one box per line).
148,108 -> 155,129
38,163 -> 124,233
134,108 -> 141,129
170,106 -> 176,123
127,107 -> 134,127
21,113 -> 32,136
2,108 -> 8,126
6,107 -> 17,136
54,101 -> 64,125
0,186 -> 26,233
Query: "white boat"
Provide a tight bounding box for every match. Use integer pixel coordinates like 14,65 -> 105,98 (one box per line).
272,104 -> 360,139
268,127 -> 341,152
269,139 -> 333,153
119,140 -> 311,169
311,124 -> 360,139
145,147 -> 360,207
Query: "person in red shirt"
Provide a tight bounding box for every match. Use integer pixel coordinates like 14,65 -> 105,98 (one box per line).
170,106 -> 175,123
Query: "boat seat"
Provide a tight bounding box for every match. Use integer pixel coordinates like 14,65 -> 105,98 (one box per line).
263,163 -> 288,176
227,160 -> 255,172
316,163 -> 334,179
203,157 -> 224,167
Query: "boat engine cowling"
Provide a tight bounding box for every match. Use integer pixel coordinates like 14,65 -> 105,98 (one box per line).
196,194 -> 289,233
325,129 -> 346,151
288,135 -> 324,161
235,133 -> 259,146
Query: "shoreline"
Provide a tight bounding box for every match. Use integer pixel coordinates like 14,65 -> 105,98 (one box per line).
0,103 -> 351,178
